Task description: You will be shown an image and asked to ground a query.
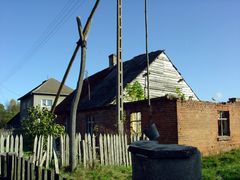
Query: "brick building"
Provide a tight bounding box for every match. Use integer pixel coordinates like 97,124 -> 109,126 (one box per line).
56,97 -> 240,156
55,50 -> 240,155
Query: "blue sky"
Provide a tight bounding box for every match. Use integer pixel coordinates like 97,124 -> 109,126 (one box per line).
0,0 -> 240,105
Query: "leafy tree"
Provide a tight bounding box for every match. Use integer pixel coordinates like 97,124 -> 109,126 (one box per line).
0,99 -> 20,128
125,81 -> 145,101
22,106 -> 64,142
6,99 -> 20,114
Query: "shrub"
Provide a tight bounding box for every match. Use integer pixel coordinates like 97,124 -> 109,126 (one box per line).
22,106 -> 64,147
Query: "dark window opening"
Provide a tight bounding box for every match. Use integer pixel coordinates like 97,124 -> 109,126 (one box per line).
218,111 -> 230,136
86,116 -> 95,135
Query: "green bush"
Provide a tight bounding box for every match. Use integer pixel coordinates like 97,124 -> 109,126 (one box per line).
22,106 -> 64,147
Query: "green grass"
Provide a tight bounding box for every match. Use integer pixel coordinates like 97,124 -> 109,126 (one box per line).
202,149 -> 240,179
61,164 -> 132,180
59,149 -> 240,179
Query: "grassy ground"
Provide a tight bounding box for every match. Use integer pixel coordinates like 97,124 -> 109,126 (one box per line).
61,164 -> 132,180
202,149 -> 240,179
60,149 -> 240,179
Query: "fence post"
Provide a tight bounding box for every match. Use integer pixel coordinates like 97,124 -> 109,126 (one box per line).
124,134 -> 129,166
82,140 -> 86,167
99,134 -> 103,165
60,135 -> 64,167
121,134 -> 126,166
46,136 -> 50,168
16,156 -> 21,180
87,134 -> 93,166
78,133 -> 82,164
92,134 -> 96,164
84,134 -> 89,166
10,136 -> 14,153
33,136 -> 38,163
0,135 -> 4,153
7,153 -> 15,180
14,135 -> 19,157
6,135 -> 10,153
53,149 -> 59,174
65,135 -> 69,166
110,134 -> 114,165
19,135 -> 23,157
107,134 -> 111,165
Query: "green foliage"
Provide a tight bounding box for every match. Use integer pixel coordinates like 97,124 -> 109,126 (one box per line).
202,149 -> 240,179
22,106 -> 64,140
0,99 -> 20,128
175,87 -> 185,100
125,81 -> 145,101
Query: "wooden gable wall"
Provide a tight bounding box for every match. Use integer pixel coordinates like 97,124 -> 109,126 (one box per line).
127,52 -> 199,101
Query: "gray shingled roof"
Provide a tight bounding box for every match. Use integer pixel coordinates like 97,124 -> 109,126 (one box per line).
56,50 -> 163,113
18,78 -> 73,100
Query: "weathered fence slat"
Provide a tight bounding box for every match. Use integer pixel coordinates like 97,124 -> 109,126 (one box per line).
92,134 -> 96,163
99,134 -> 104,165
82,140 -> 86,167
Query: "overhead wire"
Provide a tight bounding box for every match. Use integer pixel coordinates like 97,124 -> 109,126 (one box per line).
0,0 -> 86,85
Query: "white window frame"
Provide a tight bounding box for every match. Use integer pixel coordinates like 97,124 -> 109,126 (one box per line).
41,99 -> 53,108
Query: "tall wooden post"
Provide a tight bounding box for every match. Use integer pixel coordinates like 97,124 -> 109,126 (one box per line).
117,0 -> 124,134
145,0 -> 150,107
69,0 -> 100,172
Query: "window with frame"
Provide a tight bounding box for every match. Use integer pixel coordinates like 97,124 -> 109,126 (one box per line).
41,99 -> 53,108
218,111 -> 230,136
130,112 -> 142,135
86,116 -> 95,135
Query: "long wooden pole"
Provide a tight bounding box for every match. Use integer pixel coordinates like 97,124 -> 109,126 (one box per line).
145,0 -> 150,107
69,0 -> 100,172
51,44 -> 80,113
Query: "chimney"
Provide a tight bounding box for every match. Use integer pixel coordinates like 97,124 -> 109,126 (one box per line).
109,54 -> 117,67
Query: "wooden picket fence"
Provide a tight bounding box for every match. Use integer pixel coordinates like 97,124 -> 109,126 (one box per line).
32,133 -> 147,168
0,133 -> 147,172
0,153 -> 71,180
59,133 -> 147,167
0,134 -> 23,157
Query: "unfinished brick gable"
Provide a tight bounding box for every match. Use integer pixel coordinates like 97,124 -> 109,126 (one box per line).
177,100 -> 240,155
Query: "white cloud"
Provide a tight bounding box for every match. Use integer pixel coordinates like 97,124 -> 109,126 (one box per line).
215,92 -> 223,101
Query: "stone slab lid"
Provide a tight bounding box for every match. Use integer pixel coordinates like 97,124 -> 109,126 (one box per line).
128,141 -> 199,159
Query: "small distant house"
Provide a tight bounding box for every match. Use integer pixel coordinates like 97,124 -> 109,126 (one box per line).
18,78 -> 73,121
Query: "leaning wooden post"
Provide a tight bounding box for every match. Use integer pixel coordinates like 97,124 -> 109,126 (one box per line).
51,38 -> 81,113
69,0 -> 100,172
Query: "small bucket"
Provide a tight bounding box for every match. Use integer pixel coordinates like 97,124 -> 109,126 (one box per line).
143,122 -> 160,140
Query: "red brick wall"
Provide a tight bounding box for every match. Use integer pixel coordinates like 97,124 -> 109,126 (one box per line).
56,108 -> 117,134
56,98 -> 240,156
177,100 -> 240,156
56,98 -> 178,144
124,98 -> 178,144
76,108 -> 117,134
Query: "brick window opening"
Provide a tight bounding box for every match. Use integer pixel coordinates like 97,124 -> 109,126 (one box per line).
218,111 -> 230,137
86,116 -> 95,135
130,112 -> 142,135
